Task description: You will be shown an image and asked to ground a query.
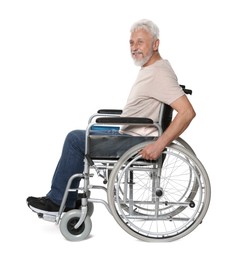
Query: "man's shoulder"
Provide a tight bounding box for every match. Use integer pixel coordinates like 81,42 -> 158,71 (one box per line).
142,59 -> 172,72
144,60 -> 176,79
154,59 -> 172,70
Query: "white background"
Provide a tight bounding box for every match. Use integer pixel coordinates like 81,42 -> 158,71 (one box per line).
0,0 -> 233,259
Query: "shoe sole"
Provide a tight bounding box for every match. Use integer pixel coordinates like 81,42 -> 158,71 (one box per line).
27,202 -> 75,215
28,205 -> 59,217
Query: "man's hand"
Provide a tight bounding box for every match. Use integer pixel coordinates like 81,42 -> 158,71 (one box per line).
139,142 -> 164,160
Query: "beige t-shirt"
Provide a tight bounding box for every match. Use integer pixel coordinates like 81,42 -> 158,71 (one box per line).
120,59 -> 184,136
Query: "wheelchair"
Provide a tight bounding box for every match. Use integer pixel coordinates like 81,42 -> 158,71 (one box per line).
41,86 -> 211,242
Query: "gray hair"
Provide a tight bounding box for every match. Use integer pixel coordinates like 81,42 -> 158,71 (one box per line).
130,19 -> 160,40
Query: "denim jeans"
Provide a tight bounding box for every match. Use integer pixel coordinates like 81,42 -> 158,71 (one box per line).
46,129 -> 123,207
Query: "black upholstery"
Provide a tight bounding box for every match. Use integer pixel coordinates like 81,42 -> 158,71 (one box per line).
159,103 -> 173,132
88,135 -> 155,159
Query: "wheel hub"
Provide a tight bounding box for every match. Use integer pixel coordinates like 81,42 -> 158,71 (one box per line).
155,188 -> 163,197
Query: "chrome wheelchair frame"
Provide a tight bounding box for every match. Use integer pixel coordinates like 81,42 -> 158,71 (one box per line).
41,86 -> 211,242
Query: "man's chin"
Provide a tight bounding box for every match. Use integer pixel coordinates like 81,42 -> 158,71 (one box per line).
133,59 -> 145,67
133,56 -> 151,67
132,51 -> 153,67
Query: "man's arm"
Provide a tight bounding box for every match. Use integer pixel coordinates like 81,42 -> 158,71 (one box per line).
139,95 -> 196,160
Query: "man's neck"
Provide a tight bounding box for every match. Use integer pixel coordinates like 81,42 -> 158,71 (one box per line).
143,52 -> 162,67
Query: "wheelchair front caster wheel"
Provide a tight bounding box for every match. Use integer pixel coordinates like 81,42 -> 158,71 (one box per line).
59,209 -> 92,241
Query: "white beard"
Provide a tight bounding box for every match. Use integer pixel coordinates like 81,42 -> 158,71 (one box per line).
132,48 -> 154,67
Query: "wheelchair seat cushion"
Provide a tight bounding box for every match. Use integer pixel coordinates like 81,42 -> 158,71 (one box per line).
88,135 -> 155,159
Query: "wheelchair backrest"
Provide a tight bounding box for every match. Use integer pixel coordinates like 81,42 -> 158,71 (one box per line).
158,103 -> 173,132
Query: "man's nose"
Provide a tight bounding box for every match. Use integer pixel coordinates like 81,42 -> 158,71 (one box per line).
131,44 -> 138,52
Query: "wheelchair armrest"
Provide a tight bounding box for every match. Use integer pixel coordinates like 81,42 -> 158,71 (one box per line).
88,109 -> 122,124
97,109 -> 122,115
96,117 -> 154,124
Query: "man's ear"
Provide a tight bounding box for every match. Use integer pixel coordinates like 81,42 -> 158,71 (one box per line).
153,39 -> 160,51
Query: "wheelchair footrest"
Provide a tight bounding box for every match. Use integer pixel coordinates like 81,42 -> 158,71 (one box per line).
37,213 -> 57,222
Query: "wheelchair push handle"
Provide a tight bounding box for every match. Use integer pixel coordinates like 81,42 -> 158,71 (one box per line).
180,85 -> 192,95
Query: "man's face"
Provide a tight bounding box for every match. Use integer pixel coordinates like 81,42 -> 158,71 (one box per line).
130,29 -> 155,67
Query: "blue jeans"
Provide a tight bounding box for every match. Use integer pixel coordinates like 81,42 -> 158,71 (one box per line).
46,129 -> 123,207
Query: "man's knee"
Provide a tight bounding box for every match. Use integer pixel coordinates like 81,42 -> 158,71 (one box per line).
65,130 -> 86,149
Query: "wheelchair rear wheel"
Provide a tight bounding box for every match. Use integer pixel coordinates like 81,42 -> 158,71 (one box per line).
107,141 -> 211,242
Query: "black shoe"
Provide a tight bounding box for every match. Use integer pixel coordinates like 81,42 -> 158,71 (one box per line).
27,196 -> 76,216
